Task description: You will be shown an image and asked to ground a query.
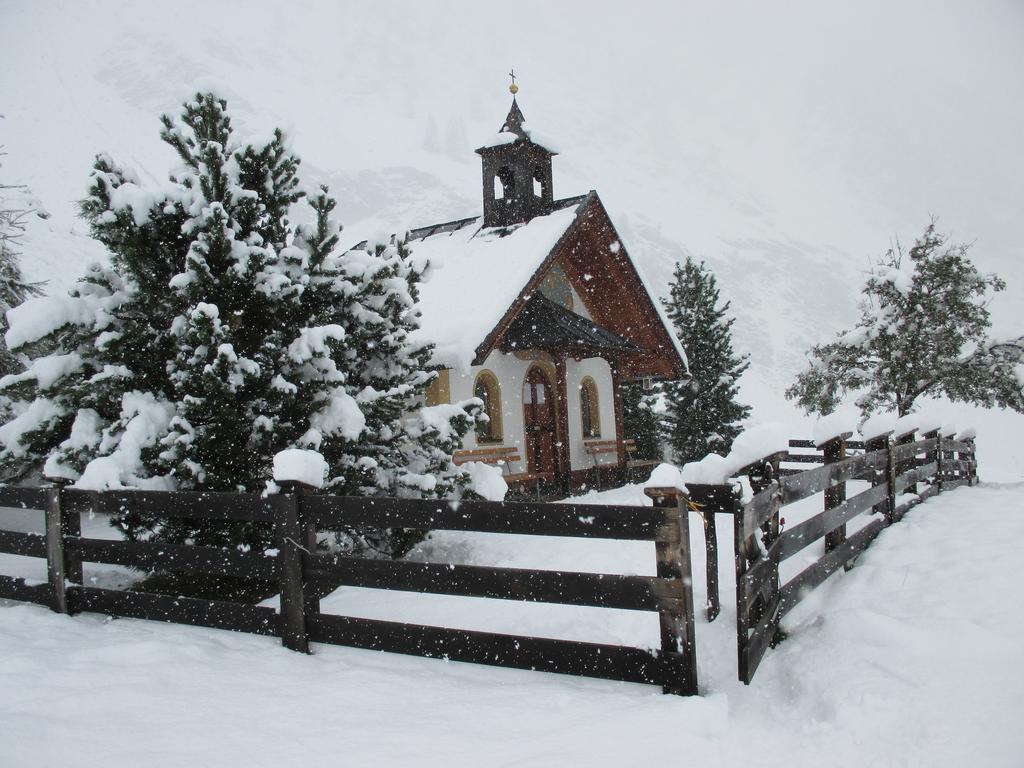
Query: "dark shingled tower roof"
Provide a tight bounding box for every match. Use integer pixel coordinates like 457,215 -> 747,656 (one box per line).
500,98 -> 528,140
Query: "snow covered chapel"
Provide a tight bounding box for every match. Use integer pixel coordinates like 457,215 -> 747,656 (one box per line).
358,91 -> 687,493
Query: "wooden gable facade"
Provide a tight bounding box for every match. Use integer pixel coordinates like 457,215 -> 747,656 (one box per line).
476,191 -> 685,383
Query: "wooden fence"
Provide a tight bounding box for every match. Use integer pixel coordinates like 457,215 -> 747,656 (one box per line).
0,424 -> 982,693
0,485 -> 699,696
685,425 -> 978,684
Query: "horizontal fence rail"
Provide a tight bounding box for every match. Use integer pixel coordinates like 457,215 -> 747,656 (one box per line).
304,495 -> 668,540
0,483 -> 699,696
60,488 -> 274,521
305,554 -> 674,611
73,586 -> 281,636
74,538 -> 279,580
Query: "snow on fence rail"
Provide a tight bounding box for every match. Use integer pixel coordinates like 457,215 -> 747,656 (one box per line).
684,424 -> 978,684
0,485 -> 699,696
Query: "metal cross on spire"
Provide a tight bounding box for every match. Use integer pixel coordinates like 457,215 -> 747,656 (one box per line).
509,68 -> 519,95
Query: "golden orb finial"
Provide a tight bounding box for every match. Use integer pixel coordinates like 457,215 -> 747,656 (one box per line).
508,68 -> 518,95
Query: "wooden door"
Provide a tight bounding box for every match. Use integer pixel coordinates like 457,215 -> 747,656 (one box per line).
523,366 -> 557,476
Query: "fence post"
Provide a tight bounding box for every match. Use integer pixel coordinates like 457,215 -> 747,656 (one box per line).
45,477 -> 84,596
273,485 -> 310,653
921,427 -> 941,493
645,487 -> 697,696
278,480 -> 321,615
748,453 -> 784,625
863,431 -> 893,523
44,487 -> 68,615
950,432 -> 966,486
731,458 -> 782,685
939,427 -> 957,490
746,452 -> 783,549
892,426 -> 918,517
885,436 -> 898,524
820,432 -> 852,553
703,507 -> 720,623
961,433 -> 978,485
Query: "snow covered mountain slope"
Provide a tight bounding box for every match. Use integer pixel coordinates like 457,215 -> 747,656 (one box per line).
1,1 -> 1022,475
1,481 -> 1022,766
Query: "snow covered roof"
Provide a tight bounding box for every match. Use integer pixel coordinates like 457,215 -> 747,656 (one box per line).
347,191 -> 688,379
387,199 -> 584,371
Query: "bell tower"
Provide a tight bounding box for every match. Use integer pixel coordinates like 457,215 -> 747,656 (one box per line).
475,72 -> 556,228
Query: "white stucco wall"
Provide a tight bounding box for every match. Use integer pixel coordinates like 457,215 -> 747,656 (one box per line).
565,357 -> 618,470
450,350 -> 533,463
449,351 -> 618,475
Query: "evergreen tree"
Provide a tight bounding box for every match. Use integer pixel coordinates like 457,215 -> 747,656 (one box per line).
660,258 -> 750,465
289,201 -> 480,556
0,93 -> 479,557
621,382 -> 661,461
0,149 -> 43,379
787,221 -> 1024,417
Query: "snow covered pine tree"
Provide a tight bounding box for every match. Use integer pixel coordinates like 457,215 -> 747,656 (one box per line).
0,149 -> 43,383
660,257 -> 750,466
287,189 -> 480,556
0,93 -> 479,559
787,220 -> 1024,418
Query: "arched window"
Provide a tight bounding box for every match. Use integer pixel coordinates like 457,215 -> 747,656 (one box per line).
473,370 -> 503,443
494,166 -> 514,200
580,377 -> 601,438
533,166 -> 548,199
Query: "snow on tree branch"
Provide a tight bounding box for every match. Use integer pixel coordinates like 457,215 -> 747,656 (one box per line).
787,221 -> 1022,418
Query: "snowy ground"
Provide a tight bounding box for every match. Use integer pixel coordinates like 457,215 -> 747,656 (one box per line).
1,481 -> 1022,767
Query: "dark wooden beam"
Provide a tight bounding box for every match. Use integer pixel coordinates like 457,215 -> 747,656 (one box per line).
554,354 -> 572,493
